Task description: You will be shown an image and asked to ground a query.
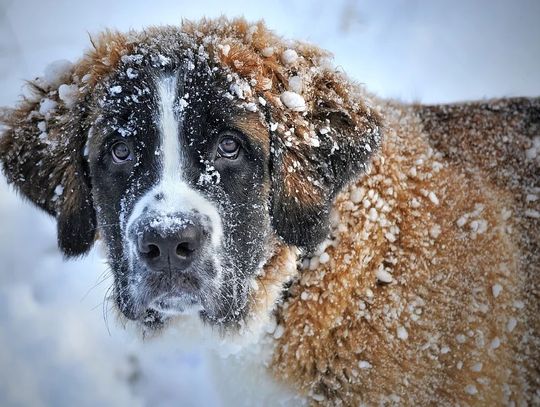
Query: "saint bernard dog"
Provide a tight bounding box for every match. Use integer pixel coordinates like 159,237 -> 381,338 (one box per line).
1,17 -> 538,406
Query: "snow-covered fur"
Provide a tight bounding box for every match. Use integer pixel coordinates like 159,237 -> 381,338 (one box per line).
0,17 -> 538,405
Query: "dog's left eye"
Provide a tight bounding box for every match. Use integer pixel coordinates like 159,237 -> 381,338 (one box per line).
111,141 -> 133,163
217,136 -> 240,159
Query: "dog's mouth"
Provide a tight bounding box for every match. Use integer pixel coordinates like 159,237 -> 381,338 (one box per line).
114,259 -> 210,325
122,289 -> 205,330
147,292 -> 202,316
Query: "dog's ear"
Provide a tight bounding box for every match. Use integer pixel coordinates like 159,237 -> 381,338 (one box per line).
0,64 -> 96,257
269,71 -> 382,250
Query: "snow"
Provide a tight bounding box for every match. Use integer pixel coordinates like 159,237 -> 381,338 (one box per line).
410,198 -> 421,208
0,179 -> 222,407
243,102 -> 258,112
319,127 -> 330,135
58,83 -> 79,107
39,59 -> 73,89
429,224 -> 441,239
273,325 -> 285,339
54,185 -> 64,196
525,137 -> 540,160
376,267 -> 393,283
506,317 -> 517,333
126,67 -> 139,79
280,91 -> 306,111
491,337 -> 501,349
492,284 -> 503,298
465,384 -> 478,395
38,98 -> 58,118
428,191 -> 439,205
0,1 -> 538,406
471,362 -> 483,372
261,47 -> 274,57
524,209 -> 540,218
350,187 -> 365,203
109,85 -> 123,95
397,326 -> 409,340
319,252 -> 330,264
220,43 -> 231,56
358,361 -> 372,369
230,80 -> 251,99
469,219 -> 488,234
281,49 -> 298,65
288,76 -> 303,93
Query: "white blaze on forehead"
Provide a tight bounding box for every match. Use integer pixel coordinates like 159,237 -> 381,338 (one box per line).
158,76 -> 182,186
124,75 -> 223,249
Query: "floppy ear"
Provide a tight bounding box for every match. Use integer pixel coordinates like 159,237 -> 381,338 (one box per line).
0,67 -> 96,257
269,72 -> 382,250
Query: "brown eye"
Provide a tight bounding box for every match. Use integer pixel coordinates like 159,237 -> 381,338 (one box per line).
111,141 -> 132,163
217,137 -> 240,159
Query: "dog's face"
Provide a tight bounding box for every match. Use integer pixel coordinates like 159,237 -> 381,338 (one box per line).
0,19 -> 382,332
90,58 -> 274,326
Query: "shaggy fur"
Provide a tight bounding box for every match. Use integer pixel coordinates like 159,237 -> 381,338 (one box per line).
0,17 -> 538,405
273,98 -> 539,405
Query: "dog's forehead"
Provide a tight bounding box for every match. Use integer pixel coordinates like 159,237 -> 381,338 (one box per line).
97,60 -> 221,124
88,59 -> 269,152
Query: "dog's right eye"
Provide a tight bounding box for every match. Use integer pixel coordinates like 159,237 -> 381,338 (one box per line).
111,141 -> 133,163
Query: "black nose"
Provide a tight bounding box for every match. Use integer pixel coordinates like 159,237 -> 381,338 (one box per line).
137,219 -> 203,272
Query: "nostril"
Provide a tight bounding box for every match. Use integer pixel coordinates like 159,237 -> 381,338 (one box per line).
176,242 -> 195,258
146,244 -> 161,259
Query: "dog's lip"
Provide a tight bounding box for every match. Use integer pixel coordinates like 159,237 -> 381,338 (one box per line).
147,292 -> 202,316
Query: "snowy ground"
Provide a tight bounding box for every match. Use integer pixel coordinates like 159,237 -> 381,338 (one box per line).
0,1 -> 539,406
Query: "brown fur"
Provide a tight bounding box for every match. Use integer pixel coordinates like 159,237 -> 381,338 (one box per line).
271,100 -> 539,405
231,112 -> 271,151
0,17 -> 538,405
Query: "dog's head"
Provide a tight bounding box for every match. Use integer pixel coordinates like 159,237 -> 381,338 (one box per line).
0,18 -> 381,332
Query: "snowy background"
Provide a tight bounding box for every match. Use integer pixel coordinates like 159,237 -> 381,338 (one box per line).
0,0 -> 539,406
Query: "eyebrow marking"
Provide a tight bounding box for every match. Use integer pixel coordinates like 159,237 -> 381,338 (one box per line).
232,113 -> 270,154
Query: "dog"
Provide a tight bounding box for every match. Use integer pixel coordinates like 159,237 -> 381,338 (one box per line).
0,17 -> 538,405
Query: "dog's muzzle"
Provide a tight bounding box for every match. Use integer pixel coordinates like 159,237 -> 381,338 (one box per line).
127,211 -> 213,317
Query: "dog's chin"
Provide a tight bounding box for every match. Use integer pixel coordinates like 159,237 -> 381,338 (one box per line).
128,296 -> 203,331
114,277 -> 205,328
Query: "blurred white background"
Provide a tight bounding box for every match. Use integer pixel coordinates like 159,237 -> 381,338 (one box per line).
0,1 -> 539,406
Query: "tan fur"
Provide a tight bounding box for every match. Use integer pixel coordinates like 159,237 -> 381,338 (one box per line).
0,17 -> 537,405
77,30 -> 134,87
271,101 -> 539,405
231,113 -> 271,151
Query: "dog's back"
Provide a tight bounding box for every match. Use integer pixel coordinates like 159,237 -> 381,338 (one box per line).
420,97 -> 540,330
419,97 -> 540,402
